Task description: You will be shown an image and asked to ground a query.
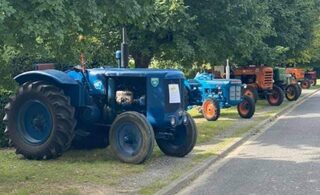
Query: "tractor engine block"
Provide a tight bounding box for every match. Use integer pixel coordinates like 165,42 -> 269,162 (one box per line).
116,90 -> 133,105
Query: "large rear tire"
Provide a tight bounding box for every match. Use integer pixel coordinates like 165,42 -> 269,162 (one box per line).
202,98 -> 220,121
267,85 -> 285,106
156,113 -> 197,157
285,84 -> 300,101
243,86 -> 258,103
109,112 -> 154,164
3,81 -> 76,160
237,96 -> 255,119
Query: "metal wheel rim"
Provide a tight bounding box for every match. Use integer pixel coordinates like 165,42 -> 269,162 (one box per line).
116,122 -> 143,157
239,101 -> 250,115
203,101 -> 216,118
17,100 -> 53,144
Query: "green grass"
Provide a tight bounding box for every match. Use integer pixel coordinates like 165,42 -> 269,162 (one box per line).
312,79 -> 320,89
0,148 -> 145,194
188,107 -> 239,144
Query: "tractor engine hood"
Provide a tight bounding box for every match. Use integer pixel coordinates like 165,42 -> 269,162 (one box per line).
89,68 -> 185,79
202,79 -> 242,86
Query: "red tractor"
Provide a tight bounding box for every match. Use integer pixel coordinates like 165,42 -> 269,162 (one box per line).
305,70 -> 317,86
232,66 -> 284,106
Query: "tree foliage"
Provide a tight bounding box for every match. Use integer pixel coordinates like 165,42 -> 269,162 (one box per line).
252,0 -> 320,65
0,0 -> 319,89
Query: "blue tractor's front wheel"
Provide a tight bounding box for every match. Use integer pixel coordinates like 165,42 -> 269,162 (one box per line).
156,113 -> 197,157
202,98 -> 220,121
3,81 -> 76,159
109,112 -> 154,164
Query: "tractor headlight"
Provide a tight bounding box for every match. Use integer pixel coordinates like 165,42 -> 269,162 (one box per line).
218,86 -> 222,95
243,84 -> 247,89
170,117 -> 177,127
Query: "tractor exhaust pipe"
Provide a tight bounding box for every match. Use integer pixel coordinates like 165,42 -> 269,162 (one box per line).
121,27 -> 129,68
226,59 -> 230,79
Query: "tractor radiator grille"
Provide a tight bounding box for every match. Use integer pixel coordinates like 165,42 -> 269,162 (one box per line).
264,71 -> 273,86
229,85 -> 242,101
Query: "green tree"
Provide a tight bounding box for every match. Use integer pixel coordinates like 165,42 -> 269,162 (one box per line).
185,0 -> 273,65
123,0 -> 197,68
251,0 -> 319,65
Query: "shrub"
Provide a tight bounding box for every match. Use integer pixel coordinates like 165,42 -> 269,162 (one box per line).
0,89 -> 13,147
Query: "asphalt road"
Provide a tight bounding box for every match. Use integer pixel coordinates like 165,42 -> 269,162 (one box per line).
178,91 -> 320,195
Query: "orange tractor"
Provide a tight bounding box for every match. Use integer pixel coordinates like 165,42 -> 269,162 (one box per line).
231,66 -> 284,106
285,68 -> 311,89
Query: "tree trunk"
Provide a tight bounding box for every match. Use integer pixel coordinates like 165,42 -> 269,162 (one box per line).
133,53 -> 152,68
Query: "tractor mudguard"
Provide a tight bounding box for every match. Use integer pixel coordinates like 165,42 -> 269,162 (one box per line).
14,70 -> 85,106
15,69 -> 78,85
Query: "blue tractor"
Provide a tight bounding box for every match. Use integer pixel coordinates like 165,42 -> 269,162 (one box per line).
185,72 -> 255,121
3,30 -> 197,164
3,67 -> 197,164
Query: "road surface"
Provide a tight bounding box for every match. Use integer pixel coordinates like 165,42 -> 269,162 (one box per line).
178,91 -> 320,195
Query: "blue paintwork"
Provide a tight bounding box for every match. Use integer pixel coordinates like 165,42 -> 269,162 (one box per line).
116,50 -> 121,60
15,69 -> 78,85
66,67 -> 186,128
14,70 -> 85,107
14,67 -> 186,130
89,67 -> 185,79
17,100 -> 53,144
116,122 -> 142,156
66,70 -> 106,95
186,72 -> 244,109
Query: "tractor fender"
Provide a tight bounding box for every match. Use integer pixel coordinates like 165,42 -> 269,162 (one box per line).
14,69 -> 85,106
14,69 -> 78,86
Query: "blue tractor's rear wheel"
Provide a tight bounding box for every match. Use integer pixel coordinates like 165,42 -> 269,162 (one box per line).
3,81 -> 76,159
156,113 -> 197,157
109,112 -> 154,164
237,95 -> 255,119
244,86 -> 258,103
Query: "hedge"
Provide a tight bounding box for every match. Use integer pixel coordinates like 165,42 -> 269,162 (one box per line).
0,89 -> 13,147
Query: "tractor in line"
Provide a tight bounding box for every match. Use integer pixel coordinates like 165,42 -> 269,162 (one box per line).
231,66 -> 285,106
285,68 -> 311,89
273,67 -> 301,101
185,72 -> 255,121
3,30 -> 198,164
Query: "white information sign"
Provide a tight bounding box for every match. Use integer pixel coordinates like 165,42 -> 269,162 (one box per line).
168,84 -> 181,104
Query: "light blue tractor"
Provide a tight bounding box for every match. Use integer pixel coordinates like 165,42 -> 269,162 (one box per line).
185,72 -> 255,121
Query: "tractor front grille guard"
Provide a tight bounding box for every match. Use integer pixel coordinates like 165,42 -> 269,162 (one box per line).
229,85 -> 242,101
263,71 -> 273,88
